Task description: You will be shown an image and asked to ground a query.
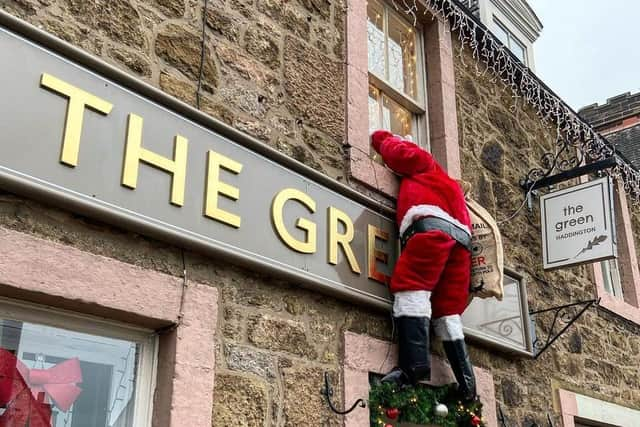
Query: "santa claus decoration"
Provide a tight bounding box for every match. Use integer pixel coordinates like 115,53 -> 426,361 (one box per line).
371,130 -> 477,403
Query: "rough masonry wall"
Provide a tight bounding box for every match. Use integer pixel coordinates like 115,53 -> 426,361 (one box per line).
454,41 -> 640,425
3,1 -> 640,426
0,189 -> 394,426
1,0 -> 346,180
0,0 -> 379,426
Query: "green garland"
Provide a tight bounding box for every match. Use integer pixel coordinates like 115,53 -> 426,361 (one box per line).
369,382 -> 485,427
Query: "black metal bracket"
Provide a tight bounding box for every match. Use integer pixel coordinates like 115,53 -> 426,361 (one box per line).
530,298 -> 600,359
521,157 -> 616,192
321,372 -> 366,415
518,127 -> 619,196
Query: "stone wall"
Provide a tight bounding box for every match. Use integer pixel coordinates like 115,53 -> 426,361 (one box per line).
454,41 -> 640,425
1,0 -> 346,180
0,1 -> 372,425
0,188 -> 392,427
1,1 -> 640,426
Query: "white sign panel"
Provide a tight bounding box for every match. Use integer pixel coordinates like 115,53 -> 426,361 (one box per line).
541,177 -> 616,270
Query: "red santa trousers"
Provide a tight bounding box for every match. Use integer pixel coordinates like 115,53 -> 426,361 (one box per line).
391,229 -> 471,318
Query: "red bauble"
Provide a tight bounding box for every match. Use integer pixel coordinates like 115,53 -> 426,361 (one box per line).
471,414 -> 482,426
384,424 -> 393,427
385,408 -> 400,420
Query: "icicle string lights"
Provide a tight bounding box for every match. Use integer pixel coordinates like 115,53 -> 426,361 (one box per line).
388,0 -> 640,203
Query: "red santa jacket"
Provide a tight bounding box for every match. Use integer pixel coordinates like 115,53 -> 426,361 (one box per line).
371,130 -> 471,236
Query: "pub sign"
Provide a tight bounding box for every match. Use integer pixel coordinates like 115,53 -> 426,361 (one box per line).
541,177 -> 617,270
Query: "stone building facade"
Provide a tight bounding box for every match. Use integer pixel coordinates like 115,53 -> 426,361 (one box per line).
0,1 -> 639,427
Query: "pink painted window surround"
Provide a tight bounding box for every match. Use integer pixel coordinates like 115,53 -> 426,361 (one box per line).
0,226 -> 218,427
558,388 -> 640,427
591,180 -> 640,325
346,0 -> 462,196
343,331 -> 498,427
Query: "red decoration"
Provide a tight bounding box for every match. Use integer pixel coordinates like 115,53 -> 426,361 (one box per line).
0,349 -> 83,427
384,424 -> 393,427
471,414 -> 482,426
385,407 -> 400,420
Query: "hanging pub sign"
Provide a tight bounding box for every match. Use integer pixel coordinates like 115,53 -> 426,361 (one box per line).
540,177 -> 617,270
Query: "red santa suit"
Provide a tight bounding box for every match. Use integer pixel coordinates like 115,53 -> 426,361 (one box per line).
371,130 -> 472,319
372,130 -> 477,400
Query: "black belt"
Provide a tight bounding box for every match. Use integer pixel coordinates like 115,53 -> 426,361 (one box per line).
400,217 -> 472,251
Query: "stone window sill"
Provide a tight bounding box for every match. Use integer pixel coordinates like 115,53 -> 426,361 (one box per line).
597,291 -> 640,325
350,147 -> 399,196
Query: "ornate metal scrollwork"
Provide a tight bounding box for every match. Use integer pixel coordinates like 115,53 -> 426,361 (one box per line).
529,298 -> 600,359
521,136 -> 585,191
477,315 -> 524,346
521,140 -> 617,192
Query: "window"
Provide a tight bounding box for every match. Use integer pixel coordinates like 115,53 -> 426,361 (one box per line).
367,0 -> 427,145
493,18 -> 528,64
559,389 -> 640,427
592,179 -> 640,324
0,298 -> 156,427
462,271 -> 534,355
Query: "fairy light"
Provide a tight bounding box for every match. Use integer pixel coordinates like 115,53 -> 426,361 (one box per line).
383,0 -> 640,202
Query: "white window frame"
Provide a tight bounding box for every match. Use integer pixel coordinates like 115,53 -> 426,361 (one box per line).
0,297 -> 158,427
367,0 -> 430,149
493,17 -> 528,65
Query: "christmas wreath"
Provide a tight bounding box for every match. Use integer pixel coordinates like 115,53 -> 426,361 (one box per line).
369,382 -> 485,427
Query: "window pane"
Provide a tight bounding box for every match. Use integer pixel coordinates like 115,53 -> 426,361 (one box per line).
492,21 -> 510,47
0,319 -> 140,427
493,18 -> 527,64
367,0 -> 385,78
387,14 -> 418,99
510,37 -> 527,63
368,85 -> 381,134
381,95 -> 412,139
462,275 -> 528,350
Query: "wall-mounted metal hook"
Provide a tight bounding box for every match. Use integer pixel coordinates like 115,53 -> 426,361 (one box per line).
321,372 -> 366,415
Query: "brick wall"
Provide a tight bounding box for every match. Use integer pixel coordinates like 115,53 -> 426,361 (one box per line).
579,91 -> 640,130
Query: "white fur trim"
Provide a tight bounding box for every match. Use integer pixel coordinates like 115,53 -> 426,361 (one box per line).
399,204 -> 471,236
433,315 -> 465,341
393,291 -> 432,317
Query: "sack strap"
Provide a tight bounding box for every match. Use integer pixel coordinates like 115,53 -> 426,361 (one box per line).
400,217 -> 472,252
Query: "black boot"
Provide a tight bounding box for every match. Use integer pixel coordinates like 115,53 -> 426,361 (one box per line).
442,339 -> 477,402
381,316 -> 430,386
